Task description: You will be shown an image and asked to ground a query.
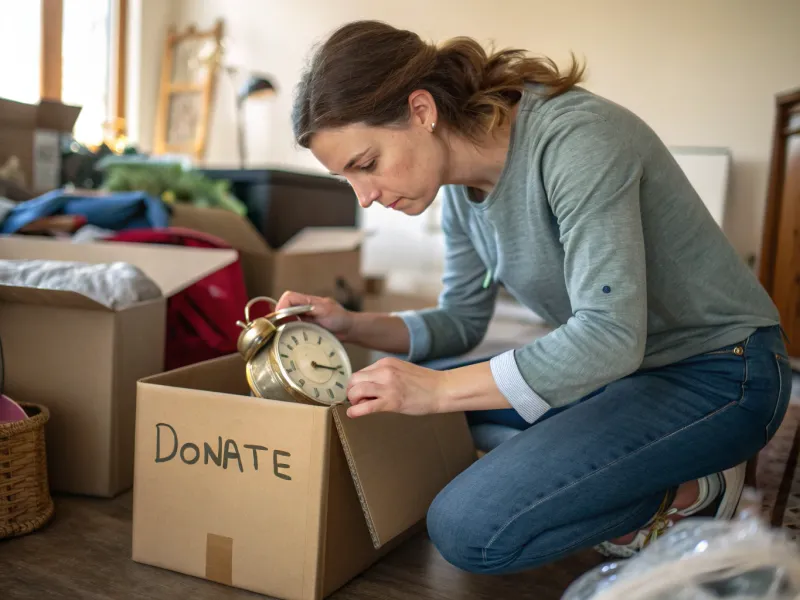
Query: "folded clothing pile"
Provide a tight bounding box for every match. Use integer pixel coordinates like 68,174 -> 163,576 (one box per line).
0,259 -> 162,310
0,189 -> 171,237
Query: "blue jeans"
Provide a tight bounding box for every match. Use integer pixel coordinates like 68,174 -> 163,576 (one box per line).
426,325 -> 792,574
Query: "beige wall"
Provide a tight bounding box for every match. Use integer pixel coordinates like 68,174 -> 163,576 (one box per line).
133,0 -> 799,278
126,0 -> 180,154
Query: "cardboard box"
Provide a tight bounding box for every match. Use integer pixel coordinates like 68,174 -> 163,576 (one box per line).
169,204 -> 364,302
132,353 -> 476,600
0,235 -> 238,496
0,97 -> 82,193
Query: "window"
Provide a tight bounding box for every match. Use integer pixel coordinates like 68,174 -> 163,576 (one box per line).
62,0 -> 113,145
0,0 -> 121,147
0,0 -> 42,104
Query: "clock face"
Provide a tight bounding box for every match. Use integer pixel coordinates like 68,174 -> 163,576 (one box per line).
273,321 -> 352,404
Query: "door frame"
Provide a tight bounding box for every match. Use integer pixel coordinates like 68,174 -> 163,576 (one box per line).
758,87 -> 800,295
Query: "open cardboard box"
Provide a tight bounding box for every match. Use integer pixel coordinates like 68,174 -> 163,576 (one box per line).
169,204 -> 364,303
0,97 -> 82,193
132,353 -> 476,600
0,235 -> 238,496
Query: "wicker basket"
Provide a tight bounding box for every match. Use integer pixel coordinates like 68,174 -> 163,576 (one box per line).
1,402 -> 54,539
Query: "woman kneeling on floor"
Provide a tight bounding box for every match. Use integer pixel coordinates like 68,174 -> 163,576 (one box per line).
277,20 -> 792,570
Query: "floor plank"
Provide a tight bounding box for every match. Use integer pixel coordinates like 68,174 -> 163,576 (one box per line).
0,492 -> 602,600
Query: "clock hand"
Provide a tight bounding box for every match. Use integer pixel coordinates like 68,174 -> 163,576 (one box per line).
311,361 -> 342,371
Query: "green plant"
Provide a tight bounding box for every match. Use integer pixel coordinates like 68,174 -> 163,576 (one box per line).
101,163 -> 247,215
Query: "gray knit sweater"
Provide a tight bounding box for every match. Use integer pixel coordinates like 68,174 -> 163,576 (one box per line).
398,85 -> 780,423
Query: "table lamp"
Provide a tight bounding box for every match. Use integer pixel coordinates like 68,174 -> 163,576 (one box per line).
236,74 -> 277,168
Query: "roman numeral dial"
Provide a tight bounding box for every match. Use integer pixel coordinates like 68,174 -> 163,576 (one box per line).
274,322 -> 351,404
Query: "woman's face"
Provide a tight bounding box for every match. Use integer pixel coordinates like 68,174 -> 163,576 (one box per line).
309,97 -> 445,216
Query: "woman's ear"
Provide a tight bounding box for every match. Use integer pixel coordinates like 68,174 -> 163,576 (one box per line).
407,89 -> 438,131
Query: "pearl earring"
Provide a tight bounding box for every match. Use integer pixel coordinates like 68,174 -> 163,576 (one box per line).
431,122 -> 436,132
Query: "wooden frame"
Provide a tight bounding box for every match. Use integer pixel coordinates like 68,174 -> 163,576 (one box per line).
751,89 -> 800,486
153,19 -> 224,161
40,0 -> 63,100
38,0 -> 127,135
113,0 -> 128,124
758,87 -> 800,296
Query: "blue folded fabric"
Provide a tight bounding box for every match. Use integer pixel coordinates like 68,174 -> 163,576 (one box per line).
0,190 -> 170,234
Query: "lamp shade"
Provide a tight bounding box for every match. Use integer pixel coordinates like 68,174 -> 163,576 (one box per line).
237,75 -> 277,105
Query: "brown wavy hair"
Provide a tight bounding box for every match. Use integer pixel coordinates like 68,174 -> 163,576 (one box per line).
292,20 -> 585,147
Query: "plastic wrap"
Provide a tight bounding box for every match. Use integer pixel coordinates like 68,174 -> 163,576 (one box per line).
563,489 -> 800,600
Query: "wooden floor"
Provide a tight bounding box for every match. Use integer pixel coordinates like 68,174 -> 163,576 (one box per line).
0,492 -> 603,600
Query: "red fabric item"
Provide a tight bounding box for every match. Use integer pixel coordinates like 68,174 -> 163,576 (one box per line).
105,227 -> 267,371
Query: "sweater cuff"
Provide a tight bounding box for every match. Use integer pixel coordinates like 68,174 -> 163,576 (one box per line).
393,310 -> 432,363
490,350 -> 551,424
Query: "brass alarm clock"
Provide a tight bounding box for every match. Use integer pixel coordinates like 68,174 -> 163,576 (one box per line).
236,296 -> 353,405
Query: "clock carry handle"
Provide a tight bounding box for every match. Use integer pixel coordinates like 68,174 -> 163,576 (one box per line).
237,296 -> 315,329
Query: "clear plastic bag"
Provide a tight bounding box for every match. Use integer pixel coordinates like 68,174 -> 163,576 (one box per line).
562,489 -> 800,600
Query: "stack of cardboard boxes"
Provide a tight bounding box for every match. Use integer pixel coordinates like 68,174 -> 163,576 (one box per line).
0,168 -> 475,598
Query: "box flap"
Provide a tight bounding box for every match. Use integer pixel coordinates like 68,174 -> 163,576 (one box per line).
170,204 -> 272,256
0,284 -> 114,310
0,236 -> 237,298
331,405 -> 476,549
36,99 -> 82,131
280,228 -> 365,255
0,97 -> 37,128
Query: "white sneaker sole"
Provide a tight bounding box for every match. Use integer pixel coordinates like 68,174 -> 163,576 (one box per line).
594,462 -> 747,559
716,462 -> 746,520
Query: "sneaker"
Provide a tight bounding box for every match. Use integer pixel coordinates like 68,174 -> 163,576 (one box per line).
595,462 -> 746,559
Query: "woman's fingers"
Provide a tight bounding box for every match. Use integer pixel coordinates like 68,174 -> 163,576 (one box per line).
346,364 -> 401,418
347,381 -> 384,404
351,357 -> 403,379
348,364 -> 393,391
275,291 -> 300,311
275,290 -> 318,311
347,397 -> 388,418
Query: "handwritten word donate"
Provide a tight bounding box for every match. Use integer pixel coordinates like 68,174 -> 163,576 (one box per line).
154,423 -> 292,480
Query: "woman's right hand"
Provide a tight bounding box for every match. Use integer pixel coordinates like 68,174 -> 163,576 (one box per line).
274,290 -> 355,341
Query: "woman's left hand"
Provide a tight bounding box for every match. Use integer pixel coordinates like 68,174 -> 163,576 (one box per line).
346,357 -> 446,418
